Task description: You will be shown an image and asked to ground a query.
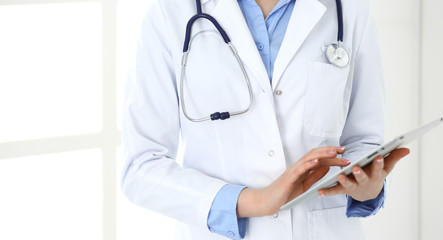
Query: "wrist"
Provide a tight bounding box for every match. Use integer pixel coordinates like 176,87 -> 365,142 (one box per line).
236,188 -> 260,218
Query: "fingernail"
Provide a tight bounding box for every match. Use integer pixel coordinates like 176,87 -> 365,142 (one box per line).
336,146 -> 345,151
311,159 -> 318,164
353,170 -> 361,175
377,158 -> 384,163
329,150 -> 337,155
342,159 -> 351,164
339,178 -> 346,183
319,191 -> 325,197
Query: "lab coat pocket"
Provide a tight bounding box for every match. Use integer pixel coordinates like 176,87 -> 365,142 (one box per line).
308,206 -> 365,240
304,62 -> 351,138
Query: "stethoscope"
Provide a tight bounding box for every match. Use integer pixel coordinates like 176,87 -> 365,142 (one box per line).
180,0 -> 349,122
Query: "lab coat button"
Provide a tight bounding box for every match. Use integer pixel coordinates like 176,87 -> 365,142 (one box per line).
227,231 -> 235,237
268,150 -> 275,157
275,89 -> 283,95
273,212 -> 279,218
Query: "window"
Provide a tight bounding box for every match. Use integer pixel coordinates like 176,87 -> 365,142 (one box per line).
0,0 -> 173,239
0,149 -> 102,240
0,2 -> 102,143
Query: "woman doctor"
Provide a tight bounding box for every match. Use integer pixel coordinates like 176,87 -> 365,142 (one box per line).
121,0 -> 410,239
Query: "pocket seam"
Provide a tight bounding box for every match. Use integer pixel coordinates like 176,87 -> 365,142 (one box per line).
308,206 -> 347,240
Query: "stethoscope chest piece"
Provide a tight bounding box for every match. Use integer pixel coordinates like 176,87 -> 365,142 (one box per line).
326,43 -> 350,68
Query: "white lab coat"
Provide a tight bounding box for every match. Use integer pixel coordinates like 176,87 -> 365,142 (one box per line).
121,0 -> 385,239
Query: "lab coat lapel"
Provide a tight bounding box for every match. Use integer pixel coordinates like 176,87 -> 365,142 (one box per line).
271,0 -> 326,90
210,0 -> 274,98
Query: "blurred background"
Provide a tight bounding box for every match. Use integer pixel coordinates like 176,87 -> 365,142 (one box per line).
0,0 -> 442,239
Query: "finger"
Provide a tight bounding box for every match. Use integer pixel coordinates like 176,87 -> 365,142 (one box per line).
290,147 -> 348,179
384,148 -> 410,173
303,166 -> 330,191
316,158 -> 350,168
370,156 -> 384,178
318,184 -> 346,196
303,146 -> 346,163
298,158 -> 348,185
352,166 -> 369,185
337,174 -> 357,190
336,146 -> 346,154
292,159 -> 320,179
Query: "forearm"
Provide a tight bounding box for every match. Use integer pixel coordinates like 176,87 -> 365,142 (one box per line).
121,155 -> 227,226
237,188 -> 260,218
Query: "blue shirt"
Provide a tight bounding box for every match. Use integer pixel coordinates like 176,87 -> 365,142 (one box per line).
237,0 -> 295,82
207,1 -> 385,239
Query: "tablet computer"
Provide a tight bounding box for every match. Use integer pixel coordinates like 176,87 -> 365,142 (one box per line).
280,116 -> 443,211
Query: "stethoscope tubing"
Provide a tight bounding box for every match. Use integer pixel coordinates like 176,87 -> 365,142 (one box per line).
180,0 -> 348,122
183,13 -> 231,52
335,0 -> 344,42
180,30 -> 253,122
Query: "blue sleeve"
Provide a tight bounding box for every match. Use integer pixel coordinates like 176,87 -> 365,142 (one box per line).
346,183 -> 385,217
207,184 -> 248,240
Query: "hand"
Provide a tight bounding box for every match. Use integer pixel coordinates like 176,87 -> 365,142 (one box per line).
236,146 -> 351,218
318,148 -> 410,201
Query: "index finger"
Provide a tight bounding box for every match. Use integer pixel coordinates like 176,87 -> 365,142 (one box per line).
301,146 -> 346,163
316,157 -> 351,168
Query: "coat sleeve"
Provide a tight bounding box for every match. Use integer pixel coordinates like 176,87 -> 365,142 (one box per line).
339,6 -> 387,217
120,0 -> 227,230
340,8 -> 386,163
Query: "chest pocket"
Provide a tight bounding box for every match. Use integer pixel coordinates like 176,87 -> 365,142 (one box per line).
304,62 -> 351,138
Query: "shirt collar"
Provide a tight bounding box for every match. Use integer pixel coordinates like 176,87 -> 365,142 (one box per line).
238,0 -> 294,18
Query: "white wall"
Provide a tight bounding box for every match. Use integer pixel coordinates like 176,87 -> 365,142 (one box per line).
362,0 -> 443,239
421,0 -> 443,238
